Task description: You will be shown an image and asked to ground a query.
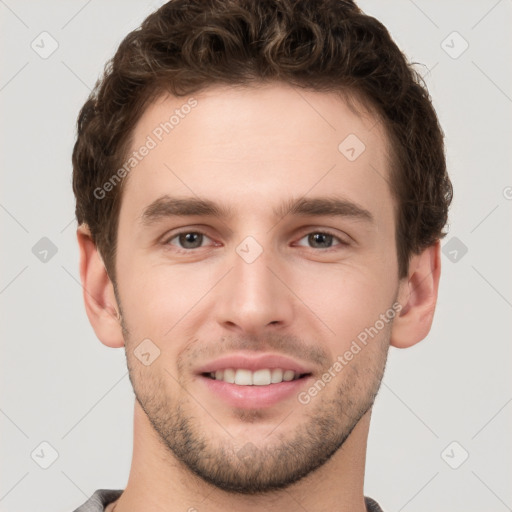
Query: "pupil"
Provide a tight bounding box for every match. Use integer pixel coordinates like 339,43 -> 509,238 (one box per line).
180,232 -> 202,248
309,233 -> 332,248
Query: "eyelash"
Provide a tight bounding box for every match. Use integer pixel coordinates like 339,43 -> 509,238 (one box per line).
162,228 -> 350,253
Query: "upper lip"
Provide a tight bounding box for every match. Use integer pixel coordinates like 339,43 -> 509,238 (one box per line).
195,353 -> 314,375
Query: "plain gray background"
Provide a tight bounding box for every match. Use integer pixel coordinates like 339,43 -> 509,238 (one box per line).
1,1 -> 511,511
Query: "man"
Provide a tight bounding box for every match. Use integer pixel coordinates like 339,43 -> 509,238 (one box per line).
71,0 -> 452,510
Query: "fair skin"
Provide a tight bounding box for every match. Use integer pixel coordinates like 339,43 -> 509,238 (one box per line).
77,83 -> 441,512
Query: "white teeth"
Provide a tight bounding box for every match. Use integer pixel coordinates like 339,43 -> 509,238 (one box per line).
208,368 -> 304,385
234,369 -> 252,385
270,368 -> 283,383
253,369 -> 271,386
223,368 -> 235,383
283,370 -> 295,381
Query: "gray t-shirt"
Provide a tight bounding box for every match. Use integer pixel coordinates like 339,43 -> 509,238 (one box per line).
73,489 -> 385,511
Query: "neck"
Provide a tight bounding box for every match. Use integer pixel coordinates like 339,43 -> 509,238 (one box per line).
112,401 -> 371,512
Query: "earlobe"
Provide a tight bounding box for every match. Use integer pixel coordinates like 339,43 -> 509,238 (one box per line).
76,225 -> 125,348
390,241 -> 441,349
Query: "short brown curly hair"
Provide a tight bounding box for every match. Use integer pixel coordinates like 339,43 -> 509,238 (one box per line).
72,0 -> 452,283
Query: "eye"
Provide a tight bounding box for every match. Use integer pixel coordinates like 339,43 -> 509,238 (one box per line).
295,231 -> 348,250
164,230 -> 213,251
162,228 -> 349,253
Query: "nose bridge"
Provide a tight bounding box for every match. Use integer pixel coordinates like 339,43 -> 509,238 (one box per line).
216,234 -> 292,332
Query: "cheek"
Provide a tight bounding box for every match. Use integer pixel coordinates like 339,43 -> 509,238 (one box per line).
293,264 -> 396,351
118,259 -> 216,335
118,247 -> 397,351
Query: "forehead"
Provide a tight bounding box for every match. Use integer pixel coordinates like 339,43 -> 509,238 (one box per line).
120,82 -> 394,226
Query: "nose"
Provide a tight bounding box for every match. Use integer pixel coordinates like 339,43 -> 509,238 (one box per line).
215,242 -> 294,335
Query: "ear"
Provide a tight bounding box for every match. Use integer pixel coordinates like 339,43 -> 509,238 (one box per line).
390,241 -> 441,349
76,224 -> 125,348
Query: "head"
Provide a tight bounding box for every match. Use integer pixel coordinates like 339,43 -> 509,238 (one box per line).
74,0 -> 452,495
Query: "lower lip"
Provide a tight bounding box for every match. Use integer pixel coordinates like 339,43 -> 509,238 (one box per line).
199,375 -> 312,409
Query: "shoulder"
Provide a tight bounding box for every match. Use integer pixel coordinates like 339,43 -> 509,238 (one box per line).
72,489 -> 123,512
365,496 -> 385,512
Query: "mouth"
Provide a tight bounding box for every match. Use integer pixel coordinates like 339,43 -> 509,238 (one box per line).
195,353 -> 314,409
201,368 -> 311,385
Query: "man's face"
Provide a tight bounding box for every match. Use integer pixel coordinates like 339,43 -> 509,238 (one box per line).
114,83 -> 401,493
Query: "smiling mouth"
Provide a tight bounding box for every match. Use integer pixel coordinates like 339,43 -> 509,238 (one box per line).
201,368 -> 311,386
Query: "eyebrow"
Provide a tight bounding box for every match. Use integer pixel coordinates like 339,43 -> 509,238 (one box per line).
139,194 -> 374,226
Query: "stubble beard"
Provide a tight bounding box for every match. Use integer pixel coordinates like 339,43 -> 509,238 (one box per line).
124,329 -> 390,495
